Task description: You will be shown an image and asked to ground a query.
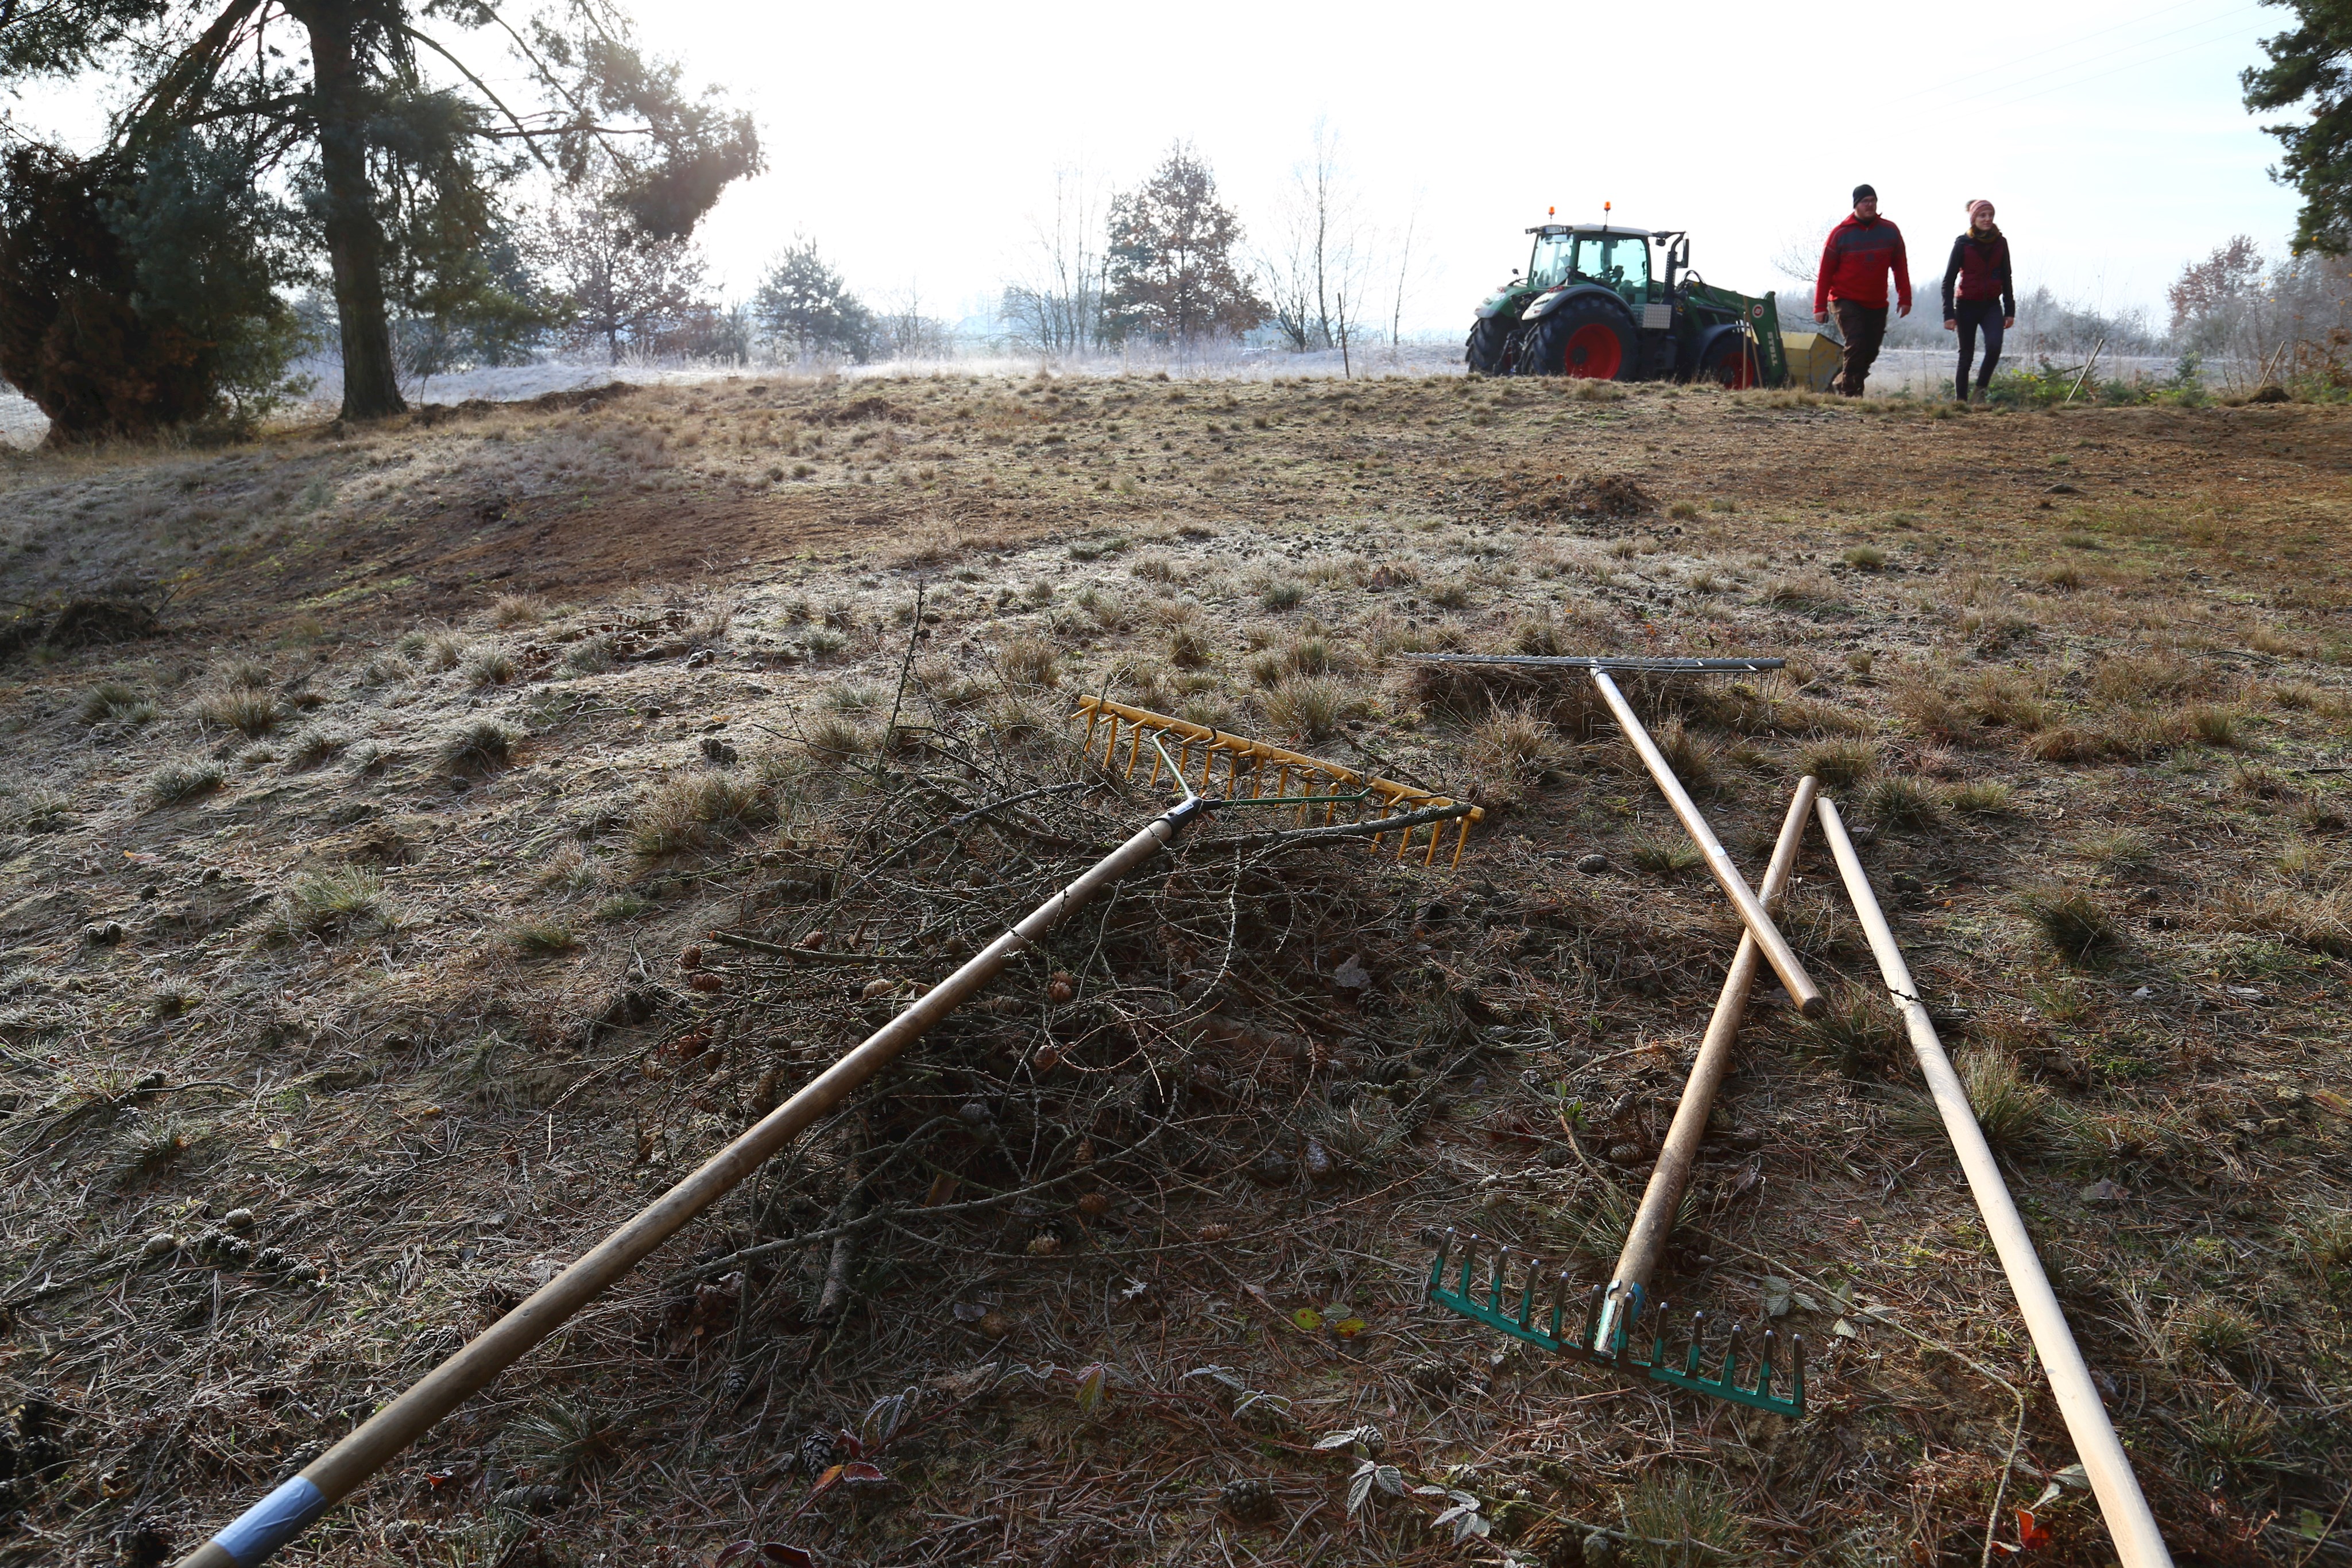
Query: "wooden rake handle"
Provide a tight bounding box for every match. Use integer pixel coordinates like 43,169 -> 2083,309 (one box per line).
1815,796 -> 2175,1568
172,809 -> 1195,1568
1589,670 -> 1824,1017
1604,775 -> 1817,1330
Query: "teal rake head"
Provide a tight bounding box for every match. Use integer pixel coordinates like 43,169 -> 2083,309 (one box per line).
1426,1229 -> 1805,1418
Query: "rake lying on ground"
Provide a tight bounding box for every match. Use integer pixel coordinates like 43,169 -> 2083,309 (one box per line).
1409,651 -> 1819,1417
175,717 -> 1483,1568
1076,694 -> 1485,865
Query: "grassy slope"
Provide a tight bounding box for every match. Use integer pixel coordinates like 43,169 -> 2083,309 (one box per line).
0,374 -> 2347,1568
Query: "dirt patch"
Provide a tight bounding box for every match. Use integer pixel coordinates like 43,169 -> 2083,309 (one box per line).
1499,468 -> 1658,522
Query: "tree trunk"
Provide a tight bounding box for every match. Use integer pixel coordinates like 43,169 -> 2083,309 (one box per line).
296,2 -> 404,419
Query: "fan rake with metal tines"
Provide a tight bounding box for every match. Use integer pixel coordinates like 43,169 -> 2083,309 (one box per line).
1074,695 -> 1484,864
1426,1230 -> 1805,1417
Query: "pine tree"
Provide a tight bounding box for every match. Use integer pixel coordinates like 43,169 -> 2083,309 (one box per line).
753,239 -> 875,362
2245,5 -> 2352,254
0,0 -> 759,423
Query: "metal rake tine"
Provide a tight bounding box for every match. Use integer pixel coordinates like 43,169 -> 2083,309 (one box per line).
1429,1229 -> 1456,1299
1515,1258 -> 1541,1331
1719,1322 -> 1746,1389
1459,1233 -> 1484,1299
1647,1298 -> 1671,1368
1491,1245 -> 1514,1312
1682,1310 -> 1707,1379
1580,1284 -> 1606,1356
1546,1269 -> 1574,1340
1756,1328 -> 1779,1397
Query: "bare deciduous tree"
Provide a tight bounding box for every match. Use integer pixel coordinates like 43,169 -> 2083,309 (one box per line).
1002,162 -> 1106,357
1256,121 -> 1383,374
540,183 -> 709,365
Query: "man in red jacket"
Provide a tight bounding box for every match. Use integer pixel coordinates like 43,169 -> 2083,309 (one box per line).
1813,184 -> 1911,397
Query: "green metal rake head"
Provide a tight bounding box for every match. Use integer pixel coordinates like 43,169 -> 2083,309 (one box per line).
1426,1229 -> 1805,1418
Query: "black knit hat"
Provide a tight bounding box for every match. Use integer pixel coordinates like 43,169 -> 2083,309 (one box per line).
1852,183 -> 1877,203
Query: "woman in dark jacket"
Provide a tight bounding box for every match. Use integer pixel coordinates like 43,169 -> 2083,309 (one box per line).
1941,199 -> 2016,400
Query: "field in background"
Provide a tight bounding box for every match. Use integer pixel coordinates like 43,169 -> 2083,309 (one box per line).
0,373 -> 2347,1568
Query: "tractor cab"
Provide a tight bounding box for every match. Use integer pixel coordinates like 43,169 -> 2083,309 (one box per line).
1525,224 -> 1656,309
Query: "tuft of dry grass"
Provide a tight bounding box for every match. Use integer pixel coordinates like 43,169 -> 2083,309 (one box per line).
1799,739 -> 1876,789
1862,774 -> 1941,830
195,685 -> 279,738
1465,700 -> 1561,780
2019,884 -> 2121,963
1258,675 -> 1364,743
272,866 -> 393,940
438,718 -> 516,772
1798,985 -> 1906,1075
142,758 -> 224,807
2216,885 -> 2352,957
629,772 -> 775,858
490,594 -> 548,628
505,919 -> 579,955
463,646 -> 517,688
998,635 -> 1060,689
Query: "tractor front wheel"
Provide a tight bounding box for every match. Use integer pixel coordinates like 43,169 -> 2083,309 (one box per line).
1465,316 -> 1513,375
1518,297 -> 1637,380
1697,331 -> 1762,389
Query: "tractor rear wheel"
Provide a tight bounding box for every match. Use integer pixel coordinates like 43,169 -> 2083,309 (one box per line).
1697,331 -> 1762,389
1519,297 -> 1637,380
1465,316 -> 1512,374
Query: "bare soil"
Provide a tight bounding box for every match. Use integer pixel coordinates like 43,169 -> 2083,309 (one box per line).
1,372 -> 2348,1568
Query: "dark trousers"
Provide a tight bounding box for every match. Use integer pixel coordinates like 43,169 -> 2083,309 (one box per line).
1955,298 -> 2005,396
1831,300 -> 1886,396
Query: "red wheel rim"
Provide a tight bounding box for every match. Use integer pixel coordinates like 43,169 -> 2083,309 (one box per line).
1715,342 -> 1759,389
1562,323 -> 1622,379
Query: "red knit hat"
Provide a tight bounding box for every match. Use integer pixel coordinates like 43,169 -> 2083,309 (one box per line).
1966,198 -> 1995,223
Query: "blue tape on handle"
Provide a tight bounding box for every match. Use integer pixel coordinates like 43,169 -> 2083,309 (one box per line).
211,1476 -> 327,1567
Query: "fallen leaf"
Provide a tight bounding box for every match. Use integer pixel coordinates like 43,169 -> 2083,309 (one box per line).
1332,954 -> 1371,990
1291,1307 -> 1324,1332
1759,1277 -> 1794,1318
2017,1509 -> 2051,1551
2312,1087 -> 2351,1117
1331,1316 -> 1368,1339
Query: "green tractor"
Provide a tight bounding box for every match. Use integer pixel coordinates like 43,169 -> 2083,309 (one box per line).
1466,218 -> 1808,389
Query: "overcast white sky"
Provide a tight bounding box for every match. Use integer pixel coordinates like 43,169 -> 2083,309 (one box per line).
635,0 -> 2300,334
2,0 -> 2308,338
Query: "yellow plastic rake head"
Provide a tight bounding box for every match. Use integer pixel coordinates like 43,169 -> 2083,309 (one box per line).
1073,696 -> 1485,869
